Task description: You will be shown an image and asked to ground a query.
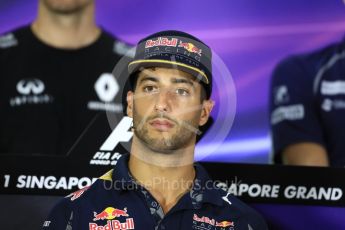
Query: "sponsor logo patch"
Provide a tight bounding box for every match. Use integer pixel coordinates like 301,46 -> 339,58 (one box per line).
9,78 -> 54,106
321,81 -> 345,95
89,219 -> 135,230
178,40 -> 202,56
89,117 -> 132,166
271,104 -> 304,125
321,98 -> 345,112
144,37 -> 203,60
87,73 -> 123,112
114,41 -> 135,57
90,207 -> 134,230
193,214 -> 234,229
66,186 -> 90,201
145,37 -> 178,48
274,85 -> 289,105
0,33 -> 18,48
42,221 -> 51,227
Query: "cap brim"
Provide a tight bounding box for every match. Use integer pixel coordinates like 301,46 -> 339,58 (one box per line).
128,59 -> 209,84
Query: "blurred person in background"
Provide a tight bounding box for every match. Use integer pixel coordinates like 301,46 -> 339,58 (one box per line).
0,0 -> 132,155
269,37 -> 345,167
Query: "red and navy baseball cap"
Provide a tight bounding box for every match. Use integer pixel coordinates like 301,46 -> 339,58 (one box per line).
127,30 -> 212,98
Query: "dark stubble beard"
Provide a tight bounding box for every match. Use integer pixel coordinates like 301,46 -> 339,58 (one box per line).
132,108 -> 200,154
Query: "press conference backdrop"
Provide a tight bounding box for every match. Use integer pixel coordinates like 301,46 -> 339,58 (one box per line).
2,1 -> 345,230
2,151 -> 345,229
2,0 -> 345,163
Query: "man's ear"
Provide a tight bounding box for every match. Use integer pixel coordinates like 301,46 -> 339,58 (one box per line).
126,91 -> 134,118
199,99 -> 214,126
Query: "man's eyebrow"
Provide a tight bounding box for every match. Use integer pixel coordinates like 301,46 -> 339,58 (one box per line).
138,76 -> 158,85
172,78 -> 195,87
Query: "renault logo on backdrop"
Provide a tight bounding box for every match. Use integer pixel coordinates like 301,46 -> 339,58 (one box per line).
87,73 -> 122,112
94,73 -> 119,102
9,78 -> 53,107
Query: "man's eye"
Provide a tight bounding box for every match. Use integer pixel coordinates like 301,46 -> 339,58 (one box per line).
175,88 -> 189,96
143,85 -> 157,93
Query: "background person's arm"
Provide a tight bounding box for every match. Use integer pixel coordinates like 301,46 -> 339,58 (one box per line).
282,142 -> 329,166
269,56 -> 327,166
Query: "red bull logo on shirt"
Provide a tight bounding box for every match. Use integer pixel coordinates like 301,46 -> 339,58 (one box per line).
216,220 -> 235,228
93,207 -> 129,221
193,214 -> 216,225
178,40 -> 202,56
89,219 -> 134,230
193,214 -> 234,229
90,207 -> 134,230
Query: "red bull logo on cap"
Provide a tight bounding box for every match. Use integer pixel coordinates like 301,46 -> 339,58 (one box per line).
145,37 -> 178,48
178,40 -> 202,56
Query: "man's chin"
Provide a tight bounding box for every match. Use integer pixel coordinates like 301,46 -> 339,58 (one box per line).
134,128 -> 194,153
43,0 -> 90,14
144,140 -> 177,154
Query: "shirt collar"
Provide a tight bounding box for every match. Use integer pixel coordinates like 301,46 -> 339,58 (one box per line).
111,153 -> 136,191
188,163 -> 224,208
112,153 -> 224,207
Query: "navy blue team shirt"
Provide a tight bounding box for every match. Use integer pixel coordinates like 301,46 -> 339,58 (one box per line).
42,154 -> 267,230
270,38 -> 345,167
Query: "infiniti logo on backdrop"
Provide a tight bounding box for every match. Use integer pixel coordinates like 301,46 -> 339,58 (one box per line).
9,78 -> 53,106
17,79 -> 45,95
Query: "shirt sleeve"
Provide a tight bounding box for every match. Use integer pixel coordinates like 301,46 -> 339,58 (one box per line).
269,56 -> 325,163
42,197 -> 73,230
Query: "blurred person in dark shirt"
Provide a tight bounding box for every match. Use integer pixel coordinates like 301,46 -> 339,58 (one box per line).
0,0 -> 132,155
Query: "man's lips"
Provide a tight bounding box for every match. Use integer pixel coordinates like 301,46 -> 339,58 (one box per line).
149,119 -> 175,130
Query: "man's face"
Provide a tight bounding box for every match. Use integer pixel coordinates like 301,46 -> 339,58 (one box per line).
126,67 -> 213,153
41,0 -> 93,14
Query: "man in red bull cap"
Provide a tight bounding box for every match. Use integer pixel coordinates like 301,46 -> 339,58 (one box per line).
43,30 -> 267,230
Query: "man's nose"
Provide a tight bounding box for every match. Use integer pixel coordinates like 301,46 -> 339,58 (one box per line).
154,89 -> 172,112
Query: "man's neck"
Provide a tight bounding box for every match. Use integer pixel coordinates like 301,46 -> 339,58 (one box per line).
129,137 -> 196,214
31,1 -> 101,49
